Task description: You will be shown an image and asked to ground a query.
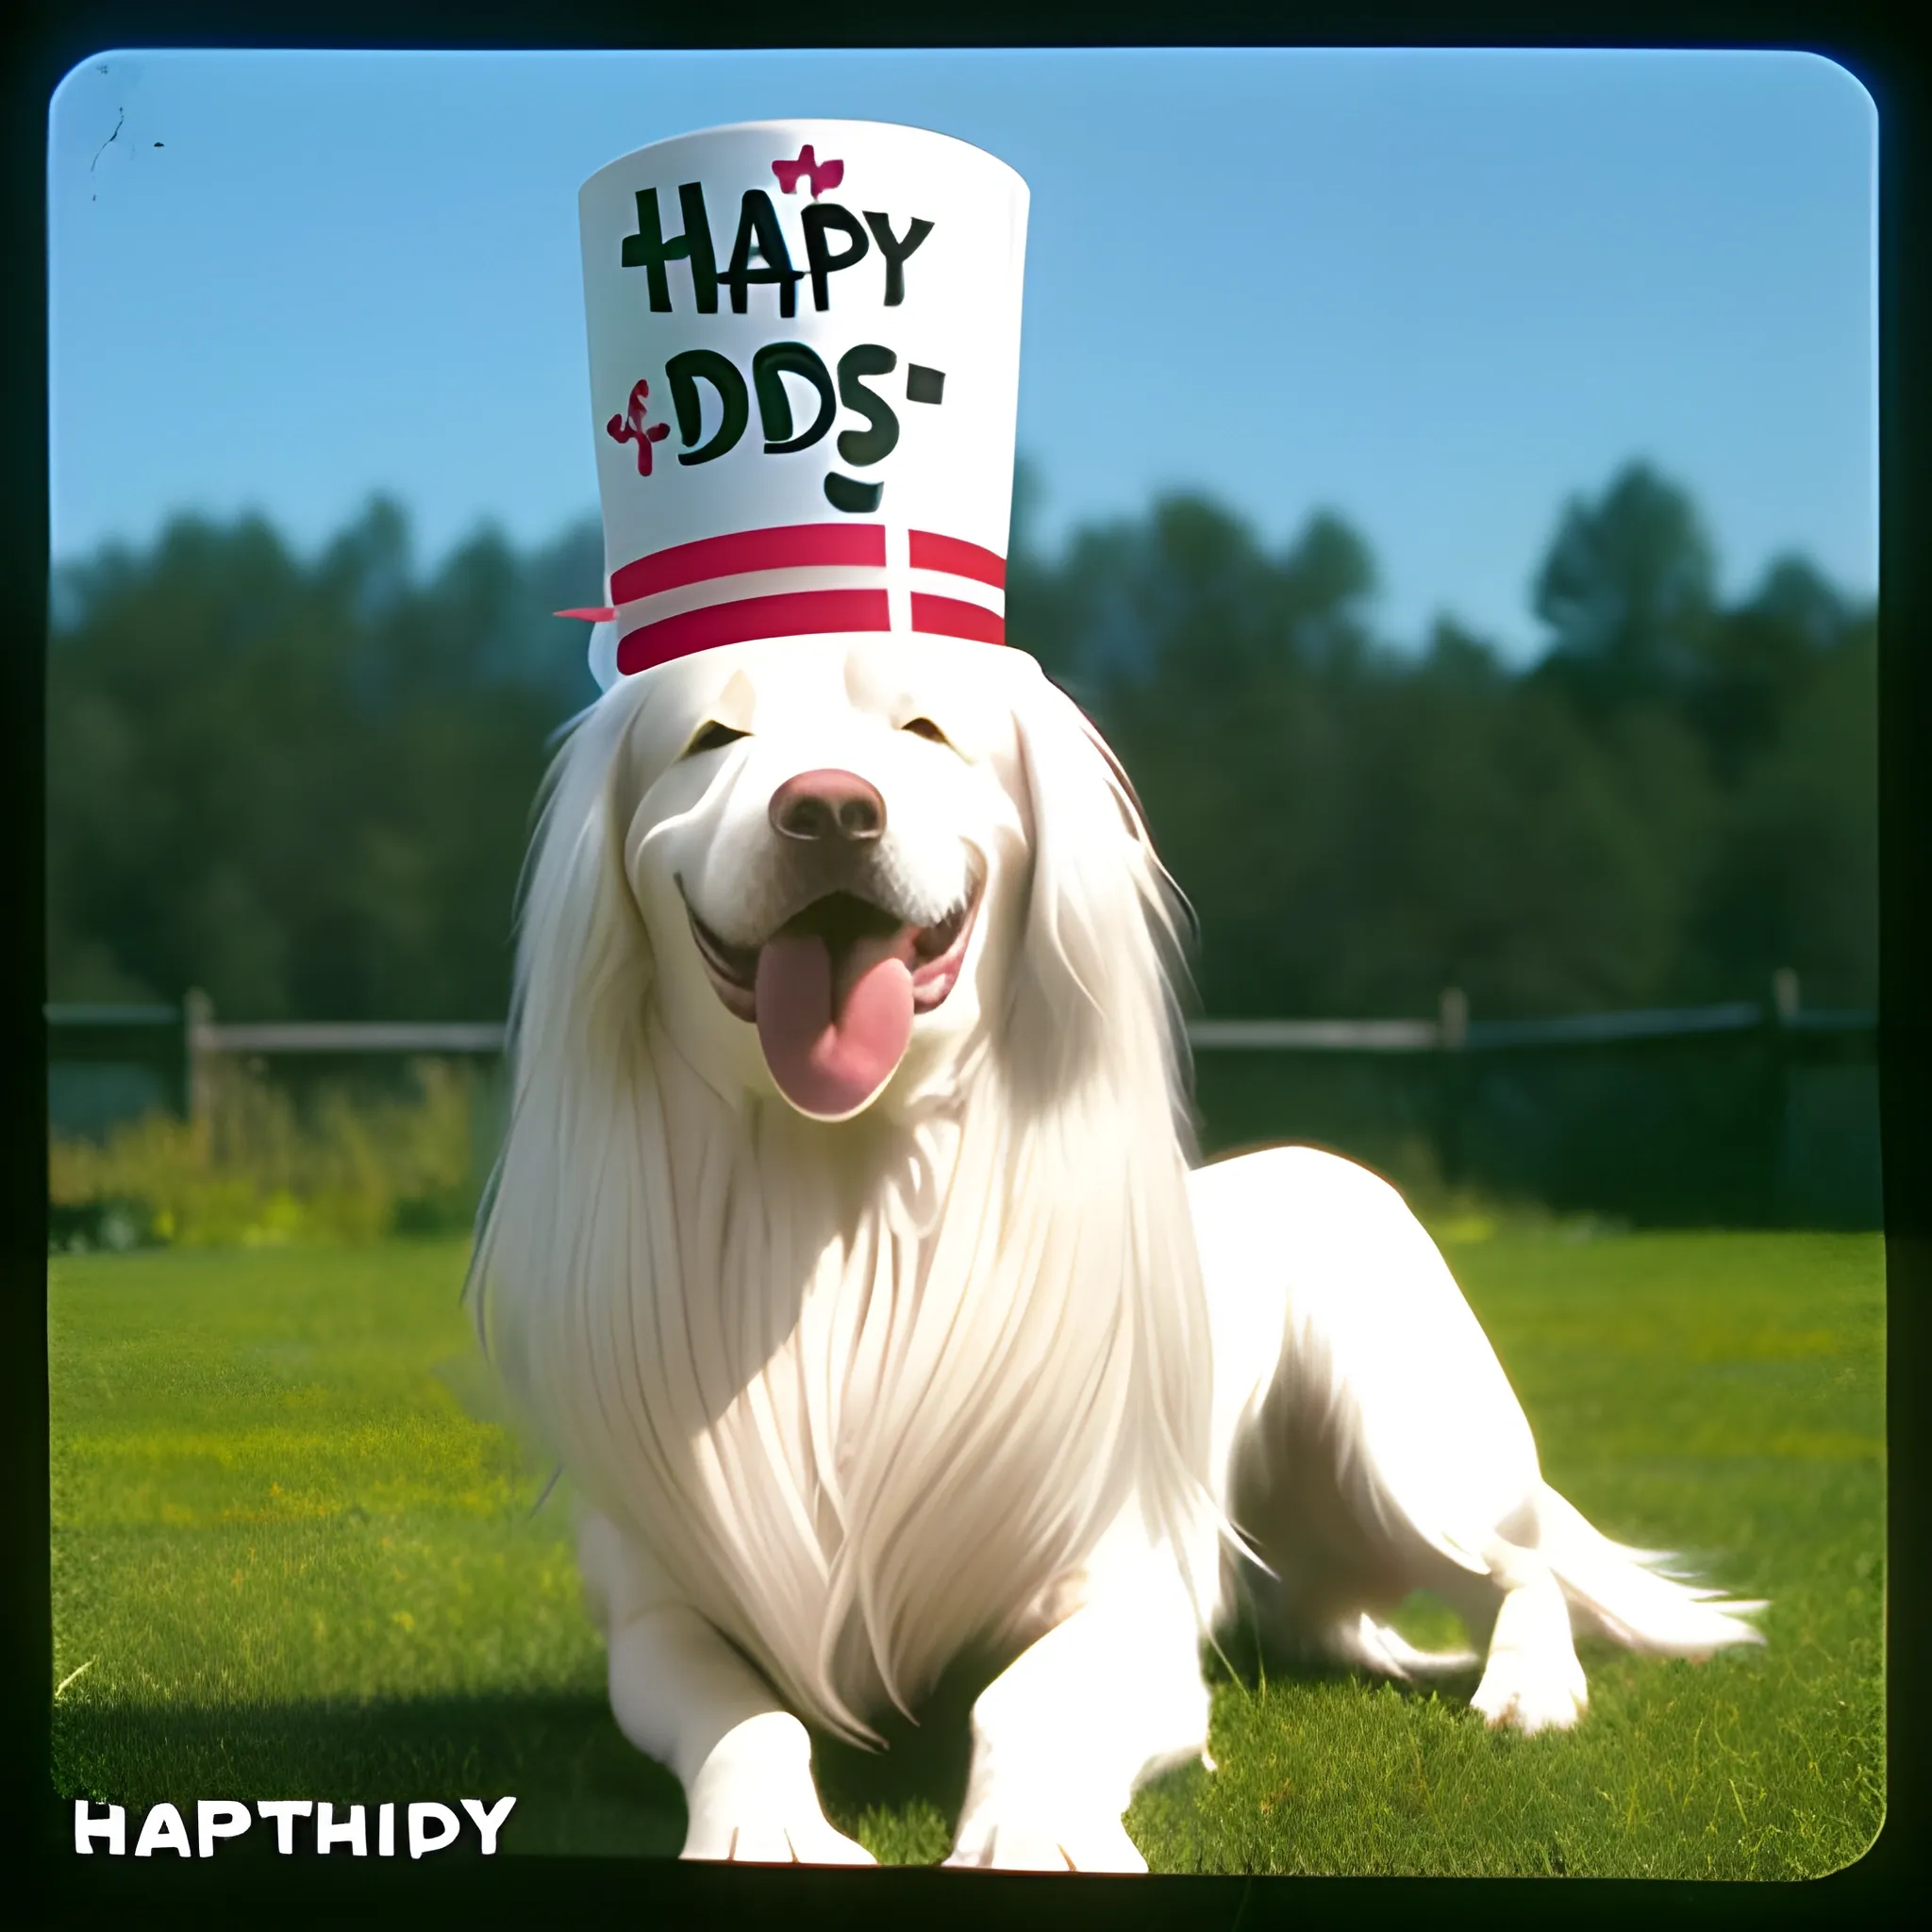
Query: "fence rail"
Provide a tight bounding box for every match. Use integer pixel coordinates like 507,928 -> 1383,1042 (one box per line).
1189,1017 -> 1441,1052
44,998 -> 1882,1063
44,987 -> 1882,1228
191,1021 -> 510,1055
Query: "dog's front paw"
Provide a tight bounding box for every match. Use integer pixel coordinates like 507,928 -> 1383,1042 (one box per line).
682,1712 -> 876,1866
1469,1649 -> 1589,1736
944,1807 -> 1146,1874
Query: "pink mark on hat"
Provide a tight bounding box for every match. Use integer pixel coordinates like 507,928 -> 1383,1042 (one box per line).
772,144 -> 843,199
606,379 -> 669,476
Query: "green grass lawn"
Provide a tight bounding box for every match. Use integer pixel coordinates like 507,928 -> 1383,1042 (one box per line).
48,1224 -> 1883,1877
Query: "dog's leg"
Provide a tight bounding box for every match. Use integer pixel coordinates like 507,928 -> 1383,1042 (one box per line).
579,1512 -> 874,1865
1458,1525 -> 1591,1735
943,1530 -> 1211,1874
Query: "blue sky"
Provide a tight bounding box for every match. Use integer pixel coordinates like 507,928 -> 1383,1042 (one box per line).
48,47 -> 1875,662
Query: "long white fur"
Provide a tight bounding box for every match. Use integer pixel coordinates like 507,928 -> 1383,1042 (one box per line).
470,637 -> 1766,1871
473,643 -> 1216,1740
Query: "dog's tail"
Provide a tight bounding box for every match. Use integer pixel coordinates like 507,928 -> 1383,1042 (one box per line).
1319,1483 -> 1765,1680
1535,1482 -> 1768,1657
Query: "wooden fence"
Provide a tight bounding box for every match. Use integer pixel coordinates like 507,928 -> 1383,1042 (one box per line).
45,977 -> 1880,1229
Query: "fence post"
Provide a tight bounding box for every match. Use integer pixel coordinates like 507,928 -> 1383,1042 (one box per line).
184,988 -> 216,1138
1437,987 -> 1469,1189
1773,967 -> 1800,1024
1771,967 -> 1799,1226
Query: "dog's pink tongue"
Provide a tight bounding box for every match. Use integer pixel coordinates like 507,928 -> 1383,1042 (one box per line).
756,932 -> 915,1120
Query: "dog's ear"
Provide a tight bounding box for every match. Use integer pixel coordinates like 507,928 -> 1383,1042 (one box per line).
997,658 -> 1220,1594
470,679 -> 659,1369
507,683 -> 658,1091
1001,659 -> 1196,1137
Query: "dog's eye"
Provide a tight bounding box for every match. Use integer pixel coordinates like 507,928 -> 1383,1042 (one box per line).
901,717 -> 951,746
683,721 -> 749,758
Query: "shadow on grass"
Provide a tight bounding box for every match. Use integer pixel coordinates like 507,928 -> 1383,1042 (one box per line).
806,1655 -> 996,1864
49,1612 -> 1510,1872
54,1690 -> 685,1857
52,1663 -> 1003,1867
1207,1590 -> 1487,1707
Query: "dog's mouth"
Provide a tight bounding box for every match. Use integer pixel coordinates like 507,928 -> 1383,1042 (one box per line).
680,876 -> 983,1122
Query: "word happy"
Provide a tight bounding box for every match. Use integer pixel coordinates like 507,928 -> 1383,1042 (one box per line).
73,1796 -> 516,1858
622,180 -> 932,317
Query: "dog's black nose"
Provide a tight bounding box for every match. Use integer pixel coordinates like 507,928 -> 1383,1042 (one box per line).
769,769 -> 887,843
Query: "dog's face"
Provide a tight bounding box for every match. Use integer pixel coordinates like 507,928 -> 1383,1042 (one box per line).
612,636 -> 1033,1122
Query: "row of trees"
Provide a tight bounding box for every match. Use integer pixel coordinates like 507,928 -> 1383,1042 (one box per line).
1011,463 -> 1874,1018
46,462 -> 1874,1024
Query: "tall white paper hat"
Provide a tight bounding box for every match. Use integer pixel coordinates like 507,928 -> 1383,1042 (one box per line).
567,120 -> 1030,690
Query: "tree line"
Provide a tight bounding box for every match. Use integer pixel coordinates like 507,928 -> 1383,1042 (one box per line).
46,461 -> 1874,1024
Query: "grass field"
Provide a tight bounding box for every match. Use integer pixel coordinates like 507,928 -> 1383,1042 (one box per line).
48,1223 -> 1884,1877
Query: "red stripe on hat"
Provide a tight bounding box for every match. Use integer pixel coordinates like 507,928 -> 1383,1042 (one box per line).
908,531 -> 1007,589
616,589 -> 891,675
910,593 -> 1006,645
611,523 -> 886,605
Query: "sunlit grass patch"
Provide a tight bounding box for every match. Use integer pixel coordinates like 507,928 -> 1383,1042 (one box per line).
49,1228 -> 1882,1874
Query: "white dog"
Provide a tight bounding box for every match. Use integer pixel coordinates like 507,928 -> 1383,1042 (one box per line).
470,633 -> 1764,1872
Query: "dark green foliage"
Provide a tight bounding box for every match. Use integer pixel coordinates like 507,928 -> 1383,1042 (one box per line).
1532,462 -> 1720,712
47,499 -> 599,1021
46,463 -> 1874,1026
1009,462 -> 1874,1020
